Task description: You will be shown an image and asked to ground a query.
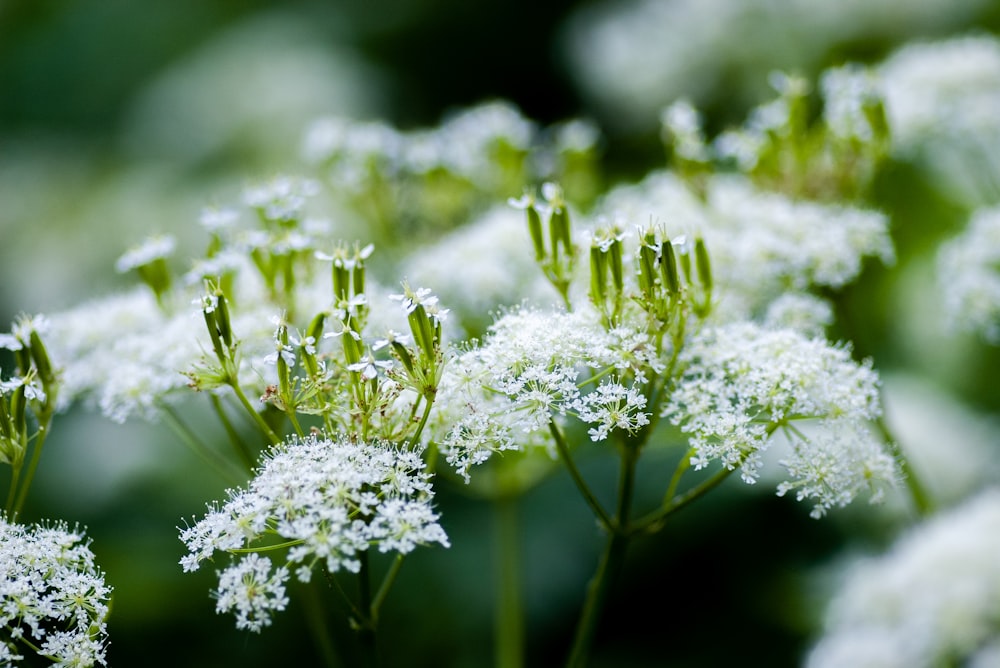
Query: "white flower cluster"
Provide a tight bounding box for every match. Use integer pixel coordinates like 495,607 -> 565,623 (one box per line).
399,205 -> 562,333
878,34 -> 1000,205
179,434 -> 449,631
42,286 -> 276,423
937,204 -> 1000,343
592,171 -> 893,325
302,100 -> 535,192
0,517 -> 111,667
807,488 -> 1000,667
563,0 -> 993,132
428,307 -> 652,480
663,321 -> 895,516
113,234 -> 176,274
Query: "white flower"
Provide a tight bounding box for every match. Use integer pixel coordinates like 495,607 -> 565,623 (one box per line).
114,235 -> 176,273
427,306 -> 648,480
214,554 -> 289,633
347,353 -> 393,380
663,321 -> 891,500
242,175 -> 320,222
572,378 -> 650,442
937,204 -> 1000,343
0,517 -> 111,667
179,434 -> 448,629
807,488 -> 1000,667
591,171 -> 893,323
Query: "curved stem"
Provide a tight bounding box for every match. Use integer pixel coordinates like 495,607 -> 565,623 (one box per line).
407,398 -> 434,449
160,404 -> 244,485
875,414 -> 933,517
209,393 -> 255,472
494,494 -> 524,668
663,449 -> 694,504
630,464 -> 737,536
550,419 -> 614,531
371,554 -> 404,623
564,442 -> 639,668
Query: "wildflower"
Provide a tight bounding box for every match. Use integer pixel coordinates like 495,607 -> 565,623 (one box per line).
427,307 -> 642,480
214,554 -> 289,633
937,204 -> 1000,343
179,434 -> 448,630
0,516 -> 111,667
572,378 -> 650,442
663,321 -> 893,507
806,488 -> 1000,667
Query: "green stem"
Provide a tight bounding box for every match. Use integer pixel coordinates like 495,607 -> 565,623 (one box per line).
370,554 -> 404,623
564,442 -> 639,668
407,397 -> 434,449
630,464 -> 737,536
356,550 -> 379,668
875,414 -> 933,517
287,410 -> 305,439
494,494 -> 524,668
550,420 -> 614,531
5,461 -> 21,517
160,404 -> 243,485
229,381 -> 282,445
210,394 -> 255,472
298,579 -> 341,668
11,414 -> 52,519
663,449 -> 693,504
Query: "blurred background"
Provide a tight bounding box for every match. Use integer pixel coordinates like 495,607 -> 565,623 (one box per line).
2,1 -> 1000,666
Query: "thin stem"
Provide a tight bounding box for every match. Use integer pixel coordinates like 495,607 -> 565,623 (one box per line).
494,494 -> 524,668
355,550 -> 379,668
370,554 -> 405,622
630,464 -> 737,536
407,398 -> 433,449
229,381 -> 282,445
875,414 -> 933,517
564,442 -> 639,668
11,414 -> 52,519
5,460 -> 21,517
663,448 -> 694,504
160,404 -> 244,485
287,410 -> 305,439
298,579 -> 342,668
549,419 -> 614,531
209,393 -> 255,472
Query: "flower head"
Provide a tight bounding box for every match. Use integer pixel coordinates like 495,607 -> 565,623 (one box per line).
0,516 -> 111,667
179,434 -> 448,630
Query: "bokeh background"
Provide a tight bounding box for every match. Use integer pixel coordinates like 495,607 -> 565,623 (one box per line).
3,1 -> 1000,666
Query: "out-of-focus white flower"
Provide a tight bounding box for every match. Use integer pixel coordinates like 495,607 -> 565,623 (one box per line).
806,488 -> 1000,667
591,171 -> 893,323
562,0 -> 993,133
937,204 -> 1000,343
878,34 -> 1000,206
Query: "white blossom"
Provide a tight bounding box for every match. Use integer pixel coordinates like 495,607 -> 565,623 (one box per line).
0,517 -> 111,667
663,321 -> 894,508
428,306 -> 651,480
179,434 -> 448,630
937,204 -> 1000,343
114,235 -> 176,273
806,488 -> 1000,667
